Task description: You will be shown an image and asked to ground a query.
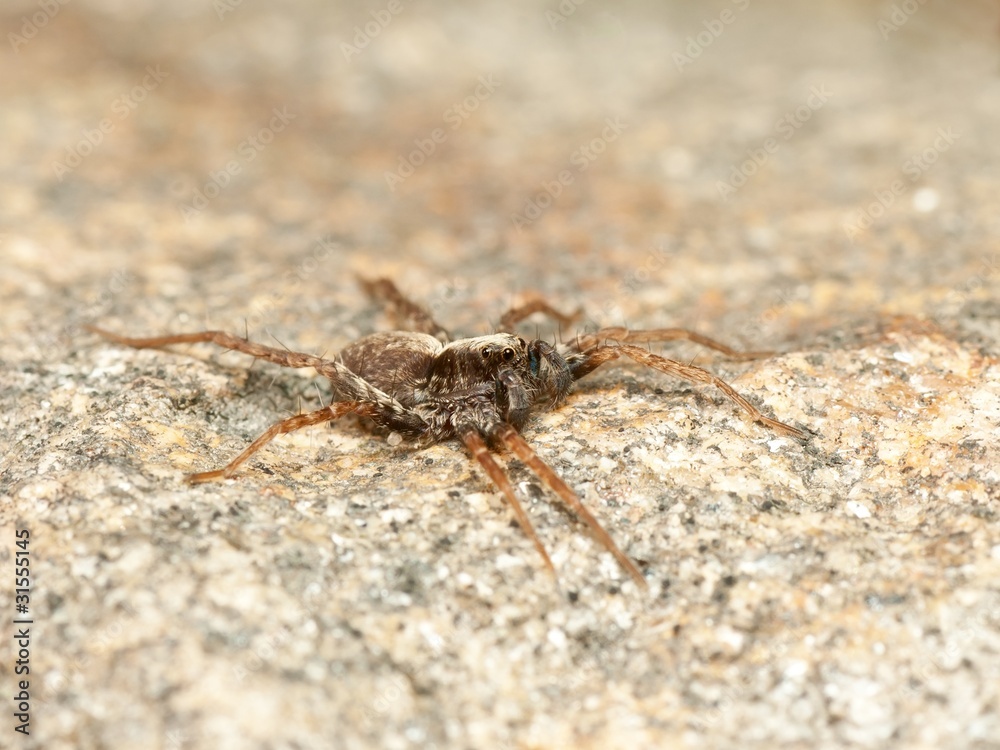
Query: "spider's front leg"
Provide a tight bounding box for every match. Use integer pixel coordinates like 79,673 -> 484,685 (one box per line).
460,428 -> 556,579
488,422 -> 648,589
460,419 -> 648,589
569,326 -> 775,360
571,344 -> 805,439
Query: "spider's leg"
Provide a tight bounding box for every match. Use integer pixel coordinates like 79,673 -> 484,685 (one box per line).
571,344 -> 805,439
90,324 -> 430,439
460,428 -> 557,580
188,401 -> 366,483
357,276 -> 449,341
86,327 -> 335,371
497,299 -> 581,333
568,326 -> 773,360
490,422 -> 648,589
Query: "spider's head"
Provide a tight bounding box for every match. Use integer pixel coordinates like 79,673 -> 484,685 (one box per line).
430,334 -> 529,390
467,335 -> 572,404
427,333 -> 528,400
427,334 -> 573,429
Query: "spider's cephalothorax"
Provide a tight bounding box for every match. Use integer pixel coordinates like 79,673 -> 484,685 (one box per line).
88,277 -> 807,590
337,332 -> 573,440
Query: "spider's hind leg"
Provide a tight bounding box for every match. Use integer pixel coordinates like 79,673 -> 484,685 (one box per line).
85,327 -> 335,371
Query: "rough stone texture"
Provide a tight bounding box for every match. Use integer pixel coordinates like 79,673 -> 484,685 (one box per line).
2,1 -> 999,749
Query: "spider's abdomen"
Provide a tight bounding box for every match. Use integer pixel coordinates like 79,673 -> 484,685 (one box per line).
336,331 -> 441,405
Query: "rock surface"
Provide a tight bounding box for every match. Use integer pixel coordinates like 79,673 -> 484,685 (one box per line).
2,1 -> 999,748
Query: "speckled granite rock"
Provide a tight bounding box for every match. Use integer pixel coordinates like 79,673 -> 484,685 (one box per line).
2,1 -> 999,748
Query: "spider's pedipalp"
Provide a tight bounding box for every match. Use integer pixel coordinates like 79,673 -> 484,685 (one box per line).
187,402 -> 365,483
490,422 -> 648,590
571,344 -> 805,439
460,428 -> 557,580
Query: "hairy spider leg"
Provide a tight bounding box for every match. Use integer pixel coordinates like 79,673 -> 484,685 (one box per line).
87,325 -> 426,425
496,299 -> 581,333
460,429 -> 557,579
569,327 -> 775,360
86,324 -> 430,437
84,327 -> 334,370
358,277 -> 450,342
490,422 -> 648,589
572,344 -> 805,439
188,402 -> 366,483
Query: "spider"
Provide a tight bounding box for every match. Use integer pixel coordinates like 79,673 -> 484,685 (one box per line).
87,277 -> 806,590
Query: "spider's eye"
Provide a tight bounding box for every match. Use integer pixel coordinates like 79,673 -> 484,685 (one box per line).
480,348 -> 490,359
502,347 -> 515,362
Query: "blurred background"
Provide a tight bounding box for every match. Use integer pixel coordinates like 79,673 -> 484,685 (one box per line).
3,0 -> 997,353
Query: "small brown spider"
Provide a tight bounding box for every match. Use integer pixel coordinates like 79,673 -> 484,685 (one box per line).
88,278 -> 805,590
